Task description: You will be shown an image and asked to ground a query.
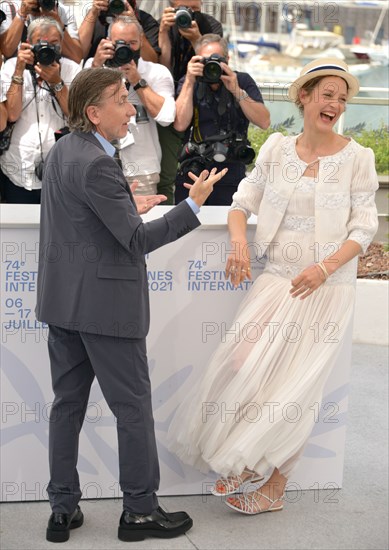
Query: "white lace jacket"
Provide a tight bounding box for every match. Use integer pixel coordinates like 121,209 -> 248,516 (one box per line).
231,132 -> 379,261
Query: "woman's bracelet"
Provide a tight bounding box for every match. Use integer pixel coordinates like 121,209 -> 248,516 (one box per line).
316,261 -> 330,280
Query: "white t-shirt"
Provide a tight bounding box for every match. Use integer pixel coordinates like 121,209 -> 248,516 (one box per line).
0,56 -> 81,190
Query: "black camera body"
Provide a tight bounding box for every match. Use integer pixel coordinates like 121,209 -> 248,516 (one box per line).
39,0 -> 56,10
174,6 -> 194,29
105,40 -> 136,67
31,40 -> 61,65
199,54 -> 227,84
106,0 -> 125,16
32,0 -> 56,12
179,133 -> 255,176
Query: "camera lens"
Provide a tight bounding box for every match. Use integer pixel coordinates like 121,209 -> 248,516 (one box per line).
115,44 -> 133,65
108,0 -> 125,15
203,61 -> 223,83
234,144 -> 255,164
175,7 -> 193,29
212,142 -> 229,163
186,159 -> 206,177
34,43 -> 57,65
0,9 -> 6,25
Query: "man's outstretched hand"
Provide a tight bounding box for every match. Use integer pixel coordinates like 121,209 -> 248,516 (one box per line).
185,167 -> 228,207
130,181 -> 167,214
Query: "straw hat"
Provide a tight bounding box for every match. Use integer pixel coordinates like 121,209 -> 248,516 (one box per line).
288,58 -> 360,101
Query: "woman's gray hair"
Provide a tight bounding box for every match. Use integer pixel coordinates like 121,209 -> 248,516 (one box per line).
195,34 -> 229,57
27,17 -> 63,43
108,16 -> 143,38
68,68 -> 124,133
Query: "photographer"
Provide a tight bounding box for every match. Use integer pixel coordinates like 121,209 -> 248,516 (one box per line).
174,34 -> 270,206
159,0 -> 222,86
0,16 -> 81,203
0,0 -> 82,63
85,16 -> 175,196
157,1 -> 223,204
79,0 -> 159,63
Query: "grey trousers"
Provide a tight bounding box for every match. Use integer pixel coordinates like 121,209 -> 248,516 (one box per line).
47,325 -> 160,514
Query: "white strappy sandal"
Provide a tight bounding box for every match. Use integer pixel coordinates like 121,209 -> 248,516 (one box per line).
210,469 -> 264,497
224,490 -> 284,515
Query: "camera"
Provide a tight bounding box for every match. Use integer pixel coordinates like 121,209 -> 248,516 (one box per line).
35,160 -> 44,181
39,0 -> 56,10
231,137 -> 256,165
179,134 -> 255,176
0,9 -> 6,26
105,40 -> 137,68
54,126 -> 70,142
106,0 -> 125,16
174,6 -> 194,29
135,105 -> 149,124
32,0 -> 56,11
31,41 -> 61,65
200,54 -> 227,84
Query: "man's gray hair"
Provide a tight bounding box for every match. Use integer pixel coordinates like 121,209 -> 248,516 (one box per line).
108,16 -> 143,38
194,34 -> 229,57
27,17 -> 63,43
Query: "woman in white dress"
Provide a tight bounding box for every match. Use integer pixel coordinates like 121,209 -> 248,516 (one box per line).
168,58 -> 379,515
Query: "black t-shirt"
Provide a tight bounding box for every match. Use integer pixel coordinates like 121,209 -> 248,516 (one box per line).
85,9 -> 160,61
176,72 -> 264,142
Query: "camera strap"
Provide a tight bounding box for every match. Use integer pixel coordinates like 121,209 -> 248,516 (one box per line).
30,70 -> 65,166
193,83 -> 233,141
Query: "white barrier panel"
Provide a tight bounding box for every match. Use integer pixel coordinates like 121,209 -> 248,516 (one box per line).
1,206 -> 352,502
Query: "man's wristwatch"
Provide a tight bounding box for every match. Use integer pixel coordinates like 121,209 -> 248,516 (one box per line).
237,90 -> 249,102
133,79 -> 148,91
49,80 -> 65,93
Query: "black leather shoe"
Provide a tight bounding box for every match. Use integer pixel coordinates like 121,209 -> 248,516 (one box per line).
46,505 -> 84,543
118,506 -> 193,542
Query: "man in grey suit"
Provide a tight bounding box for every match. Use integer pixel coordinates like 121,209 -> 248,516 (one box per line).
35,67 -> 227,543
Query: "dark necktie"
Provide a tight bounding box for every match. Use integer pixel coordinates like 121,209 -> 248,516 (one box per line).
111,140 -> 122,169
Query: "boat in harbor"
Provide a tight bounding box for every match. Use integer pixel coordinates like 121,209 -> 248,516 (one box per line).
229,27 -> 380,86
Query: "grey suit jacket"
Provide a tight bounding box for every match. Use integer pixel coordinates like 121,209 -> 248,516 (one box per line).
35,131 -> 200,338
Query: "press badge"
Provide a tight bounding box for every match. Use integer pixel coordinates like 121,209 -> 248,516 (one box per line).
120,127 -> 135,148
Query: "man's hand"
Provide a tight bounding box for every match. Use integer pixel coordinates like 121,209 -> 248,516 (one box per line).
15,42 -> 34,72
220,63 -> 240,96
178,21 -> 201,45
19,0 -> 39,17
36,61 -> 61,86
122,1 -> 137,18
90,0 -> 109,17
186,167 -> 228,207
186,55 -> 204,84
118,60 -> 140,87
130,182 -> 167,214
159,7 -> 176,33
92,38 -> 115,67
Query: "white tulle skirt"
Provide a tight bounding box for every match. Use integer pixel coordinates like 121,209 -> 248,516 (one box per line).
168,272 -> 355,478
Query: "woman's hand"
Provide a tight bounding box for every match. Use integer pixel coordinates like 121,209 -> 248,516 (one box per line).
290,263 -> 327,299
225,240 -> 252,287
